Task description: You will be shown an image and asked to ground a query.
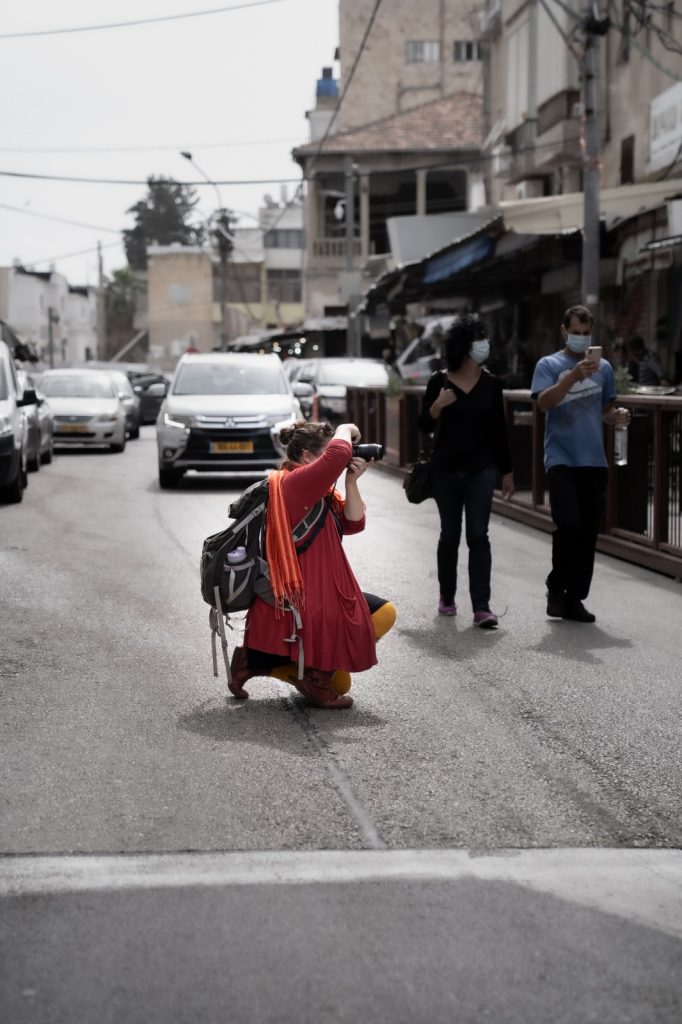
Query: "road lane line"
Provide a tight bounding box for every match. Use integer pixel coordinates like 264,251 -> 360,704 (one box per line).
1,849 -> 681,937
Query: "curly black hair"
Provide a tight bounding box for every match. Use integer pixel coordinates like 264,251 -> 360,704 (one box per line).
443,314 -> 488,372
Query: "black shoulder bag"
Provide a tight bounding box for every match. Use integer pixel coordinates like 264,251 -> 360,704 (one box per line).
403,373 -> 444,505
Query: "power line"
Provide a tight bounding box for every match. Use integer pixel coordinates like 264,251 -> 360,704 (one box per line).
608,0 -> 682,78
255,0 -> 385,243
0,137 -> 299,155
22,240 -> 122,267
0,1 -> 285,40
0,201 -> 120,234
0,168 -> 301,186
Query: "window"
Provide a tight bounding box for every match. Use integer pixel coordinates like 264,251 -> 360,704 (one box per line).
453,40 -> 481,62
620,135 -> 635,184
406,40 -> 441,63
263,228 -> 304,249
267,269 -> 301,304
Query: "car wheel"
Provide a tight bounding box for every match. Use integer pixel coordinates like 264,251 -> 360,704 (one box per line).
159,465 -> 183,489
110,435 -> 127,453
27,452 -> 40,472
40,441 -> 54,465
130,424 -> 140,439
1,458 -> 25,504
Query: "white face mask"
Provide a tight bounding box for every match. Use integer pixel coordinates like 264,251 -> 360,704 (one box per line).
566,333 -> 591,354
470,339 -> 490,364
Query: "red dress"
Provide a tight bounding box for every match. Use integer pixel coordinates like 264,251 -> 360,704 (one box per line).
244,439 -> 378,673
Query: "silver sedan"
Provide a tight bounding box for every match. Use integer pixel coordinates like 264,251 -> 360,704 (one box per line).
39,370 -> 127,452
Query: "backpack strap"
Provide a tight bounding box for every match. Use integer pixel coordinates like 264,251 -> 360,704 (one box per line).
292,492 -> 341,553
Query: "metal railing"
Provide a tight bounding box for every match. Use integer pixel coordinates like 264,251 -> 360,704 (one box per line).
347,385 -> 682,580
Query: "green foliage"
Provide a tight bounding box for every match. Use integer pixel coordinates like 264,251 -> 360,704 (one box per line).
212,208 -> 237,262
123,176 -> 205,270
386,373 -> 405,397
104,267 -> 142,333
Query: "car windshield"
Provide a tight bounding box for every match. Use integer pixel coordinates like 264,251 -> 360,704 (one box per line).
41,374 -> 116,398
173,362 -> 288,396
318,362 -> 389,387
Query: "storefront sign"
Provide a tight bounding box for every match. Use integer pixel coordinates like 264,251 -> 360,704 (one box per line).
650,82 -> 682,173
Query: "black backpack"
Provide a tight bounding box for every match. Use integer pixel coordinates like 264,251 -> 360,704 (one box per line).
200,477 -> 337,684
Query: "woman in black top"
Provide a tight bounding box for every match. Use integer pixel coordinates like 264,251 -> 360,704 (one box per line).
418,314 -> 514,628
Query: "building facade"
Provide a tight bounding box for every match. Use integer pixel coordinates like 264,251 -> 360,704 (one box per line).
338,0 -> 484,130
0,264 -> 98,366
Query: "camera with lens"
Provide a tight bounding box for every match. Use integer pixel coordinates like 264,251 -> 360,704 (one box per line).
351,443 -> 384,462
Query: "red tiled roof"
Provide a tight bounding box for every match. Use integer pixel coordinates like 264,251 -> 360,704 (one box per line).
294,93 -> 483,158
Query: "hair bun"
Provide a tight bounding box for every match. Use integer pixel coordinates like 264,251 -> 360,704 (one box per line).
279,426 -> 295,445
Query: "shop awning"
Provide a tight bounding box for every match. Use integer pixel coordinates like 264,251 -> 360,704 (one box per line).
422,233 -> 495,284
499,180 -> 680,234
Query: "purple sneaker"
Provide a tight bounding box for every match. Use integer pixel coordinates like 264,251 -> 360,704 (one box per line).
438,598 -> 457,616
473,610 -> 498,629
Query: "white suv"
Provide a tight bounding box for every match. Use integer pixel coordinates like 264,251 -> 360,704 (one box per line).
156,353 -> 302,488
0,337 -> 38,503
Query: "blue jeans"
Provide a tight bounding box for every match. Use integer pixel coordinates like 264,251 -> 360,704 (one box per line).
431,466 -> 496,611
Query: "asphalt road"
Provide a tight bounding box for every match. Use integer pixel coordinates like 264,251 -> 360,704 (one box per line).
1,428 -> 681,1023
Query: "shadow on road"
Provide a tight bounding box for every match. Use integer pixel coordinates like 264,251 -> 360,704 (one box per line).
530,624 -> 634,664
178,696 -> 385,752
397,623 -> 504,660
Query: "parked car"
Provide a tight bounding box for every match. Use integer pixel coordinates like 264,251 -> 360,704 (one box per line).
39,369 -> 127,452
129,372 -> 169,424
0,339 -> 38,502
156,352 -> 305,488
103,369 -> 141,439
394,316 -> 456,384
291,357 -> 392,422
17,369 -> 54,469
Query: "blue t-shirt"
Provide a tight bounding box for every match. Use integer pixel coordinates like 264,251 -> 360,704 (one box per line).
531,351 -> 616,469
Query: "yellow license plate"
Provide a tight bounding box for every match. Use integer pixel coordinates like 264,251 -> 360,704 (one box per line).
60,424 -> 89,433
210,440 -> 254,454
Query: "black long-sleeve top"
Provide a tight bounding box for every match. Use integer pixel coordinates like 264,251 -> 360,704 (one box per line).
417,370 -> 513,475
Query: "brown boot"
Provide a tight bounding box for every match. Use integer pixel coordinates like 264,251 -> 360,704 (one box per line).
293,668 -> 353,709
228,646 -> 256,700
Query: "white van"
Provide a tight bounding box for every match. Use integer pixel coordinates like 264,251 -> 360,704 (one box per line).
0,337 -> 38,502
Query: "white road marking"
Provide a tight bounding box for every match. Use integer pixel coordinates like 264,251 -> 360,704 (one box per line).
2,849 -> 681,938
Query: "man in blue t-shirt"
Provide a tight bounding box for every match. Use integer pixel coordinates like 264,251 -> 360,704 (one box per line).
531,304 -> 631,622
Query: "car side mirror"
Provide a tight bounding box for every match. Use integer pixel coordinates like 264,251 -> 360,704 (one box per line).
293,382 -> 314,398
18,388 -> 38,407
147,383 -> 167,397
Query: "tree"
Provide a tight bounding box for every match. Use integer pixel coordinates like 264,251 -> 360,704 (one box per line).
123,176 -> 204,270
104,266 -> 143,359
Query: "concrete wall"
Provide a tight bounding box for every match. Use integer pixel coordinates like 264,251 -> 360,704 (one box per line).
146,246 -> 219,370
338,0 -> 483,131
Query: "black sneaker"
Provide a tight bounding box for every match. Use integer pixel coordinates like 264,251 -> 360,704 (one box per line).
546,590 -> 567,617
562,599 -> 596,623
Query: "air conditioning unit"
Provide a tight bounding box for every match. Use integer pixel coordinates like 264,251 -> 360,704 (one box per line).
515,179 -> 544,200
491,143 -> 512,178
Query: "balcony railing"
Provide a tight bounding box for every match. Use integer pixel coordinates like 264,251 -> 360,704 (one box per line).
346,386 -> 682,580
311,237 -> 362,261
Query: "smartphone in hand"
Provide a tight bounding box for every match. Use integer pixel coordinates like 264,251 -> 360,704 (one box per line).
587,346 -> 602,363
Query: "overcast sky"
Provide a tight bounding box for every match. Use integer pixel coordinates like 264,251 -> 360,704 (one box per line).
0,0 -> 339,284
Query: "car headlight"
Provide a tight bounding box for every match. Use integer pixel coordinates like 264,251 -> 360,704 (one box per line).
97,413 -> 121,423
163,412 -> 191,430
267,412 -> 297,429
0,415 -> 13,438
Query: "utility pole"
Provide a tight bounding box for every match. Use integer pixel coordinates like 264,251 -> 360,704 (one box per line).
344,155 -> 357,357
582,2 -> 602,338
97,240 -> 106,359
47,307 -> 59,368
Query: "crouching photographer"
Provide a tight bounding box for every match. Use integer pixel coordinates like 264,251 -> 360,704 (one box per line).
229,420 -> 396,709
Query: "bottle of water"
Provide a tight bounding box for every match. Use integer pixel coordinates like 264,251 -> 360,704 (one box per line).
614,414 -> 628,467
226,546 -> 247,564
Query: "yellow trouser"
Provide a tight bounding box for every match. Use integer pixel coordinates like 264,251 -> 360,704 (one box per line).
270,601 -> 397,695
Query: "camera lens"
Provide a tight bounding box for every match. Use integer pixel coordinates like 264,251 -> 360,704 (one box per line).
351,443 -> 384,461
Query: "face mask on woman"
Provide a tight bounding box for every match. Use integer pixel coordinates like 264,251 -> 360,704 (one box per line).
566,333 -> 591,354
470,339 -> 490,364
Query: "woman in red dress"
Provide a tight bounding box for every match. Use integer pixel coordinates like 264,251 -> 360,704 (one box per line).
229,420 -> 396,709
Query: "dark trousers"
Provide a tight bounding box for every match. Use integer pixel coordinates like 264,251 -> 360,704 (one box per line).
546,466 -> 607,601
431,467 -> 496,611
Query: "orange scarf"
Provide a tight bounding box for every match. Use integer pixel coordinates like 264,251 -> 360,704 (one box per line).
266,470 -> 305,614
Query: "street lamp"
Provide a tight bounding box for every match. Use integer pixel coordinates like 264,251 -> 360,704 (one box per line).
180,150 -> 229,347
